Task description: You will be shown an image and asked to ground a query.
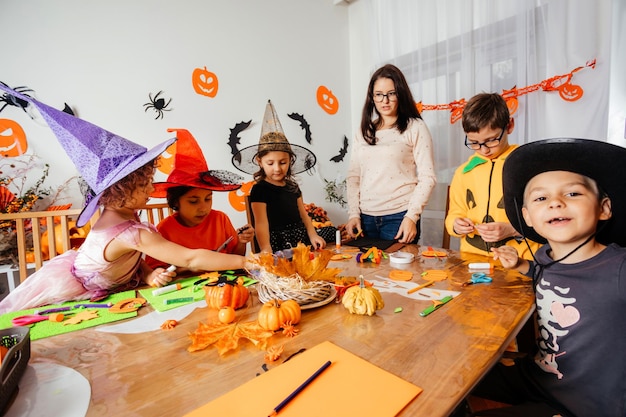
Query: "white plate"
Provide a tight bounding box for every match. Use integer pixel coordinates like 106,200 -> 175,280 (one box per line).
300,287 -> 338,310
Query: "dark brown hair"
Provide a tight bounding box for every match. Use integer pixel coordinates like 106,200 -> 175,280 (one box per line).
360,64 -> 422,145
461,93 -> 510,133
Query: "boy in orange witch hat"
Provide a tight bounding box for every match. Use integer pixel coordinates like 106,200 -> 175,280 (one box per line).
146,129 -> 255,272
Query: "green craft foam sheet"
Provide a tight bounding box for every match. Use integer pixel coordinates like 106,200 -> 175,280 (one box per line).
138,276 -> 206,313
0,290 -> 138,340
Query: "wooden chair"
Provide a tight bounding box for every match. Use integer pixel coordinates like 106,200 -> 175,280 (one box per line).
137,202 -> 173,226
0,208 -> 93,283
442,185 -> 451,249
244,195 -> 261,254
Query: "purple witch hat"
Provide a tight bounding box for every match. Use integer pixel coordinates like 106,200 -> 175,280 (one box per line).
0,83 -> 176,227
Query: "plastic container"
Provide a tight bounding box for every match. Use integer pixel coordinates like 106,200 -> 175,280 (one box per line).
0,327 -> 31,414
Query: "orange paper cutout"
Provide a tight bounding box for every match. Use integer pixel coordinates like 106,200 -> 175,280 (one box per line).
417,59 -> 596,123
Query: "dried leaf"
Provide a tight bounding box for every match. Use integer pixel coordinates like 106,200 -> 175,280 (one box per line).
252,243 -> 341,282
188,320 -> 275,356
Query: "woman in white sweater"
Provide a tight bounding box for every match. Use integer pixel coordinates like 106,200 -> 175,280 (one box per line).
346,64 -> 436,244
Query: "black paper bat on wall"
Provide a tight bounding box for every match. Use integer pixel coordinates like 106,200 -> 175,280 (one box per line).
228,120 -> 252,163
330,135 -> 349,162
287,112 -> 312,144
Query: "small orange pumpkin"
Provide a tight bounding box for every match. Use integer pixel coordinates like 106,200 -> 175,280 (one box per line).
0,118 -> 28,157
257,299 -> 301,331
316,85 -> 339,115
203,276 -> 250,310
218,306 -> 236,324
192,66 -> 219,98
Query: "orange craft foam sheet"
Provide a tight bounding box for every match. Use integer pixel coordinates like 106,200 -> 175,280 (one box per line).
184,341 -> 422,417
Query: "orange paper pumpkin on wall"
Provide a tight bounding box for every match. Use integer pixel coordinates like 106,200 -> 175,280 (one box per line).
157,141 -> 177,175
316,85 -> 339,115
0,118 -> 28,157
228,180 -> 254,212
192,66 -> 219,98
558,83 -> 583,101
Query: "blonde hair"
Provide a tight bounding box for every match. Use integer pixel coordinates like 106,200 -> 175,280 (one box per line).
98,161 -> 155,209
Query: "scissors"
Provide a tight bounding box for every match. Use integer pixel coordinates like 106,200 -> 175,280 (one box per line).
462,272 -> 493,287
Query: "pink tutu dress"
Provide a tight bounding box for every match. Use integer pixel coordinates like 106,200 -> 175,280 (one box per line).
0,220 -> 156,314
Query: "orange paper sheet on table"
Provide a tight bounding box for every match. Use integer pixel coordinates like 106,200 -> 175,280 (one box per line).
184,341 -> 422,417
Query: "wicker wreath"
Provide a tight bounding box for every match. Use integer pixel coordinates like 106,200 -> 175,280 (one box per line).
254,269 -> 334,306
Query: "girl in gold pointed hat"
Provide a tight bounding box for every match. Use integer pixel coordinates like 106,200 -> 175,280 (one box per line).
232,100 -> 334,253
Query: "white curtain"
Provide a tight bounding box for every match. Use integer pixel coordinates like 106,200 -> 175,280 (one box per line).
358,0 -> 612,184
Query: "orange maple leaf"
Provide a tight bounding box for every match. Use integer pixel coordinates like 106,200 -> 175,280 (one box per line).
188,320 -> 275,356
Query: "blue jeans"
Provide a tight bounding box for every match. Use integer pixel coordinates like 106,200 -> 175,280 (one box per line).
361,211 -> 420,243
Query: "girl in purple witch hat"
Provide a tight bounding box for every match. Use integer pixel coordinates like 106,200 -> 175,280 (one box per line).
0,85 -> 250,314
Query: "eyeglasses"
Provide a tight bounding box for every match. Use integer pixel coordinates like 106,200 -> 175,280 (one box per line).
373,91 -> 398,102
464,128 -> 505,150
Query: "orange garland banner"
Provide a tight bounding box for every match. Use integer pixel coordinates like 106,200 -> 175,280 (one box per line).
417,59 -> 596,124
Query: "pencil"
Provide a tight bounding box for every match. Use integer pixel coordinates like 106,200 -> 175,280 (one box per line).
407,280 -> 434,294
268,360 -> 332,416
216,236 -> 234,252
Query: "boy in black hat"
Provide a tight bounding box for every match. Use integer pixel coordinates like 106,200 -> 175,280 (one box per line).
468,138 -> 626,416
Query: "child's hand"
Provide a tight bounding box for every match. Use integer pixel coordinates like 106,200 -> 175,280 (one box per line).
237,224 -> 255,244
310,234 -> 326,250
475,222 -> 518,242
453,217 -> 475,235
491,246 -> 520,269
150,266 -> 176,287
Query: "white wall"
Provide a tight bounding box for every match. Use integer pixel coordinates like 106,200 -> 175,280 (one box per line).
0,0 -> 352,228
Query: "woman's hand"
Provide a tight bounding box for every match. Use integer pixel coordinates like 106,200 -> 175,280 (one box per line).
345,217 -> 362,239
394,217 -> 417,243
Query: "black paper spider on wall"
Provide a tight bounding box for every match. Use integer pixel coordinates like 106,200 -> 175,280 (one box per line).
144,91 -> 172,119
0,82 -> 33,114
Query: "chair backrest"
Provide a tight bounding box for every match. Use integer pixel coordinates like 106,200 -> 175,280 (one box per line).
138,203 -> 173,226
0,208 -> 85,283
441,185 -> 451,249
244,195 -> 261,254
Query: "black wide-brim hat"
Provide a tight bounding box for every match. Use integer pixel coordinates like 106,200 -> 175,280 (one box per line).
503,138 -> 626,246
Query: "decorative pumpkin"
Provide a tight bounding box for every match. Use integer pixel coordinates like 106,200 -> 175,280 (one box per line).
218,306 -> 236,324
192,66 -> 219,98
41,220 -> 91,259
228,180 -> 254,212
203,276 -> 250,310
0,118 -> 28,157
342,275 -> 384,316
257,299 -> 301,331
316,85 -> 339,115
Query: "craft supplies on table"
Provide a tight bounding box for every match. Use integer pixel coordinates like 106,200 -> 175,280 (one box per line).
183,341 -> 422,417
0,291 -> 139,341
389,251 -> 415,264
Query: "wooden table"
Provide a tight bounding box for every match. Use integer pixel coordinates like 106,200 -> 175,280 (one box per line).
27,245 -> 534,417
